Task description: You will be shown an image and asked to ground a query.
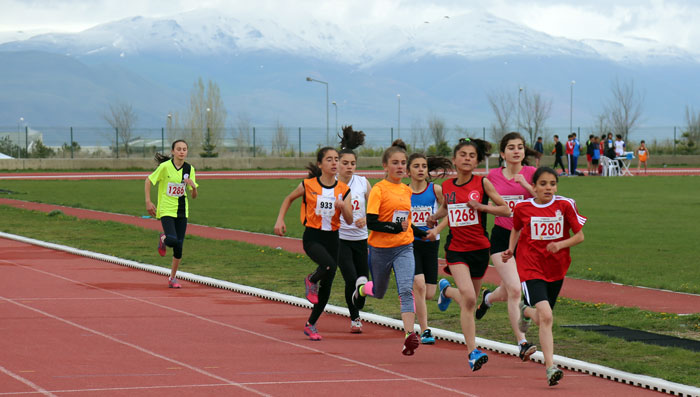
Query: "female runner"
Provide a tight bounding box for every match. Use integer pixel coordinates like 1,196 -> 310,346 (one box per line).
145,139 -> 198,289
336,126 -> 371,333
477,132 -> 538,361
274,147 -> 353,341
502,167 -> 586,386
428,138 -> 510,371
407,153 -> 451,344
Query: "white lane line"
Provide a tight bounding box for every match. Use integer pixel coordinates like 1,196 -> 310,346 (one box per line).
5,258 -> 478,397
0,365 -> 57,396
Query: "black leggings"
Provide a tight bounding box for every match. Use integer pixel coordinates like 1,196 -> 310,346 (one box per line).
161,216 -> 187,259
338,239 -> 369,320
553,156 -> 565,172
302,228 -> 339,326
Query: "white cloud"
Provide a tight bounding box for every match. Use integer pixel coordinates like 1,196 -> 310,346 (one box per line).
1,0 -> 699,54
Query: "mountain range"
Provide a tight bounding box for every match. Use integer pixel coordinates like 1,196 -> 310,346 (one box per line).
0,9 -> 698,142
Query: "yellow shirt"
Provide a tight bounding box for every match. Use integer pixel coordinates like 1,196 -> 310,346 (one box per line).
367,179 -> 414,248
148,160 -> 198,218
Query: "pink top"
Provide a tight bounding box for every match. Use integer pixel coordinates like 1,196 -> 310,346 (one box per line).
487,166 -> 536,230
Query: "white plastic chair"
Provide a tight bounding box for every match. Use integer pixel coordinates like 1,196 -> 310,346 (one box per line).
601,156 -> 620,177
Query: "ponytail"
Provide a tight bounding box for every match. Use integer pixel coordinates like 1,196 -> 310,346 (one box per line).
339,125 -> 365,159
381,139 -> 408,164
307,146 -> 337,178
453,138 -> 491,163
154,139 -> 188,164
408,152 -> 453,181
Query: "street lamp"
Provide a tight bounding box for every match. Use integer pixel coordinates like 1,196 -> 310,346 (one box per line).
397,94 -> 401,138
570,80 -> 576,134
331,101 -> 338,136
306,76 -> 329,145
18,117 -> 24,159
517,87 -> 522,133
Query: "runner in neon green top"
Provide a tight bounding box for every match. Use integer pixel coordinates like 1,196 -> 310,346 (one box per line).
145,140 -> 199,288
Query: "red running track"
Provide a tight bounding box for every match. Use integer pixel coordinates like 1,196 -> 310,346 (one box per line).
1,197 -> 698,315
0,237 -> 667,396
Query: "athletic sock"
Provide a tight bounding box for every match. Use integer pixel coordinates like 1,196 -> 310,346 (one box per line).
360,281 -> 374,297
518,338 -> 527,345
484,291 -> 492,307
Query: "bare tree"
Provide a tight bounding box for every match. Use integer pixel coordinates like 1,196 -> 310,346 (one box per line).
520,88 -> 552,146
427,115 -> 450,156
186,77 -> 227,156
410,119 -> 429,151
607,78 -> 644,141
487,90 -> 514,142
271,120 -> 289,154
235,112 -> 253,156
103,101 -> 137,157
591,112 -> 610,138
685,106 -> 700,141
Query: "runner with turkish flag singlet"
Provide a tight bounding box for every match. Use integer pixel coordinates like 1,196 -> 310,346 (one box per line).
351,140 -> 429,356
407,153 -> 452,345
427,138 -> 510,372
502,167 -> 586,386
478,132 -> 538,362
336,126 -> 372,334
145,140 -> 199,289
274,147 -> 353,341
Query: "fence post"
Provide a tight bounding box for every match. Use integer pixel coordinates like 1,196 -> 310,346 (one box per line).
161,127 -> 165,153
70,127 -> 74,159
391,127 -> 394,144
115,127 -> 119,159
253,127 -> 256,158
25,126 -> 28,155
298,127 -> 302,157
483,127 -> 486,140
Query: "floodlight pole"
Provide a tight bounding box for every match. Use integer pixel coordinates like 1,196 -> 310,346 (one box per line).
306,77 -> 329,146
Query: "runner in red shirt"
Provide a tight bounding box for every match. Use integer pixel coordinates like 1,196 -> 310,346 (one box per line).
428,138 -> 510,372
501,166 -> 586,386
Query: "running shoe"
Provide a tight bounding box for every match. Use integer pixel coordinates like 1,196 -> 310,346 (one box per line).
304,323 -> 322,341
518,299 -> 532,333
437,278 -> 452,311
518,342 -> 537,361
350,319 -> 363,334
402,332 -> 420,356
158,233 -> 166,256
304,274 -> 319,304
475,289 -> 492,320
352,276 -> 368,310
420,329 -> 435,345
168,277 -> 181,289
546,366 -> 564,386
468,349 -> 488,372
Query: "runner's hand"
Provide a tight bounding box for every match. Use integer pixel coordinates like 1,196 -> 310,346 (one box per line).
274,220 -> 286,236
501,249 -> 514,262
146,201 -> 157,217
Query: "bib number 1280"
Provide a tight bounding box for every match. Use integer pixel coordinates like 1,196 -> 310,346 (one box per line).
530,216 -> 564,240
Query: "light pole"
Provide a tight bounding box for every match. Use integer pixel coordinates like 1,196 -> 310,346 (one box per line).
331,101 -> 338,136
397,94 -> 401,138
517,87 -> 522,133
306,77 -> 329,146
18,117 -> 24,158
570,80 -> 576,134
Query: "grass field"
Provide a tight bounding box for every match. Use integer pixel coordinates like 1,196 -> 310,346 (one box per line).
1,175 -> 698,293
1,205 -> 698,387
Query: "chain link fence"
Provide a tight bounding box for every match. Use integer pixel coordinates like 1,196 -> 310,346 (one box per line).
0,125 -> 691,159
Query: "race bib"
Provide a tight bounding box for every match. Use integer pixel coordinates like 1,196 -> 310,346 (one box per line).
447,203 -> 478,227
411,206 -> 432,227
531,216 -> 564,240
166,182 -> 186,197
315,195 -> 336,217
351,195 -> 364,215
392,210 -> 409,224
501,195 -> 524,218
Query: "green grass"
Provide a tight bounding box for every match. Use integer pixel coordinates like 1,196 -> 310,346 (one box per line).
1,175 -> 699,293
1,205 -> 698,387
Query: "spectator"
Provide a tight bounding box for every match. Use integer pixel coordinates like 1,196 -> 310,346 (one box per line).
605,133 -> 616,159
586,134 -> 595,175
614,134 -> 626,169
636,140 -> 649,174
552,135 -> 565,175
591,136 -> 600,175
533,137 -> 544,167
565,134 -> 575,176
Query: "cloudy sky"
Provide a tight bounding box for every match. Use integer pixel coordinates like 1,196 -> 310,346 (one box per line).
2,0 -> 699,54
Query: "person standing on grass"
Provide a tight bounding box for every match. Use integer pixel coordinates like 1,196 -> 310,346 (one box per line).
407,152 -> 452,345
274,147 -> 353,341
533,137 -> 544,167
427,138 -> 511,372
336,126 -> 372,334
565,134 -> 575,176
145,139 -> 198,289
636,140 -> 649,174
351,139 -> 428,356
551,135 -> 565,175
476,132 -> 537,362
501,167 -> 586,387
